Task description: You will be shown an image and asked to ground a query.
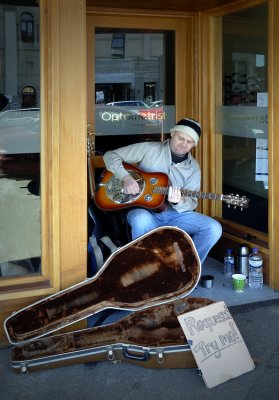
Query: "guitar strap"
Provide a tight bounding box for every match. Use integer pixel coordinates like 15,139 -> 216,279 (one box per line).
89,236 -> 104,270
89,235 -> 118,271
87,133 -> 96,200
100,236 -> 118,253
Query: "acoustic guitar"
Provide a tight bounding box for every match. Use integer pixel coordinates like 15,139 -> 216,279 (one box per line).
94,163 -> 250,211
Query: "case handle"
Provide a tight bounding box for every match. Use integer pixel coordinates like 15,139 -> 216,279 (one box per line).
122,347 -> 150,361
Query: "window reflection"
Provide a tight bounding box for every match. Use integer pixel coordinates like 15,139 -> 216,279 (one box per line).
94,30 -> 175,154
20,12 -> 34,43
221,4 -> 268,233
22,85 -> 38,108
0,1 -> 41,278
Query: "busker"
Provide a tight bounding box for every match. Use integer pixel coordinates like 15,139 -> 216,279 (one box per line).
103,117 -> 222,265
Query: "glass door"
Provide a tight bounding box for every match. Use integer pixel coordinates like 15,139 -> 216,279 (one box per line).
218,3 -> 268,233
86,11 -> 196,260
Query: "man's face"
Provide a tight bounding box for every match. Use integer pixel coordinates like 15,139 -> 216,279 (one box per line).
169,131 -> 196,155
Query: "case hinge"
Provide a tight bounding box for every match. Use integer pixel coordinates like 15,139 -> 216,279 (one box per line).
107,345 -> 115,361
156,349 -> 164,364
20,361 -> 29,375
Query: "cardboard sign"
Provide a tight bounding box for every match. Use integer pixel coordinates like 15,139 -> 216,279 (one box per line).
177,301 -> 255,388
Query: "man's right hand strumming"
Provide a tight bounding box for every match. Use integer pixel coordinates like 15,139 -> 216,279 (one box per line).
122,174 -> 140,195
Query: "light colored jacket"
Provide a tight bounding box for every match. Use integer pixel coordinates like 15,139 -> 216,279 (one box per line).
103,139 -> 201,212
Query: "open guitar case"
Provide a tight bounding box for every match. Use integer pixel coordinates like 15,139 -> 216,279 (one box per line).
4,226 -> 214,373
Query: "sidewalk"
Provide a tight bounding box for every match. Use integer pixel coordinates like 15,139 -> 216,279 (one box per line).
195,256 -> 279,306
1,258 -> 279,400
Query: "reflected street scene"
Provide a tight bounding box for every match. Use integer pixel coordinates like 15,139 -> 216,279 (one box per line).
0,1 -> 41,277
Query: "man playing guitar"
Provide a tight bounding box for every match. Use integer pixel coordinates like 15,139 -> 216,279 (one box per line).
103,117 -> 222,265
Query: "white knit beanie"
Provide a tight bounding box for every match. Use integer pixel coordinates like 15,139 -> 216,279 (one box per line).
170,118 -> 201,146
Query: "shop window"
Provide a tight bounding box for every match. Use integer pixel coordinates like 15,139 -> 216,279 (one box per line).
0,2 -> 41,279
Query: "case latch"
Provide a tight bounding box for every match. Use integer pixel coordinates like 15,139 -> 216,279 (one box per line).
122,346 -> 149,361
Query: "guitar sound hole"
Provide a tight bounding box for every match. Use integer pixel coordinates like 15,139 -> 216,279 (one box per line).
144,194 -> 153,202
150,177 -> 158,185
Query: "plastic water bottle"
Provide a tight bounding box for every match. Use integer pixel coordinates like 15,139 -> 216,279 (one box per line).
248,247 -> 263,288
224,249 -> 235,277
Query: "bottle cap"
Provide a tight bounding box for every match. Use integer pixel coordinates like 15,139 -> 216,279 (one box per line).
238,245 -> 249,255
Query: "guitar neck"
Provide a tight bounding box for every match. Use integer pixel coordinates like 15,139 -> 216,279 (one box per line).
181,189 -> 223,201
154,187 -> 223,201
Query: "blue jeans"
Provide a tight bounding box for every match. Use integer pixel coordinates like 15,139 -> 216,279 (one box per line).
127,208 -> 222,265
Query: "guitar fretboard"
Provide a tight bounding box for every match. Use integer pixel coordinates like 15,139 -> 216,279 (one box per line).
153,187 -> 223,201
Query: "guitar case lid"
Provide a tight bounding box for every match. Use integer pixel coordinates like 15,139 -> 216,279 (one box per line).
4,226 -> 201,345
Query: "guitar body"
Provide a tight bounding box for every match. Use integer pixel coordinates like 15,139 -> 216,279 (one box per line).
94,164 -> 169,211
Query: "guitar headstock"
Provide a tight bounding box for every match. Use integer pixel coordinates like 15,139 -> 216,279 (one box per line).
223,194 -> 250,210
